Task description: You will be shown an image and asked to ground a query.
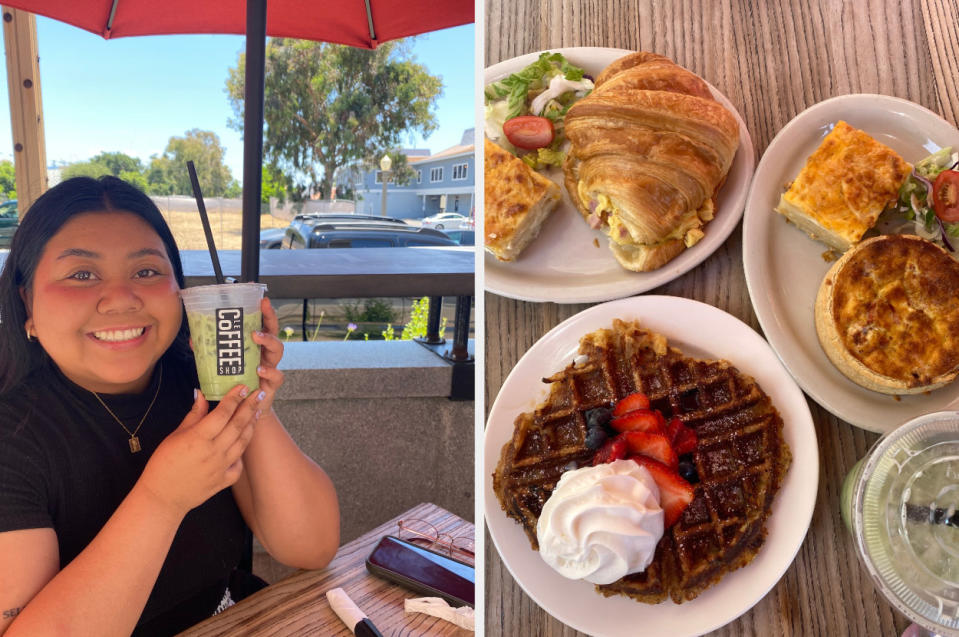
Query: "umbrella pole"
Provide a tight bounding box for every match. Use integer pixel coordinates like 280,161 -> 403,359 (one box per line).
241,0 -> 267,283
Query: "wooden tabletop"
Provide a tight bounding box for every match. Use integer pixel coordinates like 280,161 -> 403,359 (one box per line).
179,502 -> 474,636
484,1 -> 959,635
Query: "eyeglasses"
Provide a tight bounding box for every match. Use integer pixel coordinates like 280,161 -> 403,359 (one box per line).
397,519 -> 475,564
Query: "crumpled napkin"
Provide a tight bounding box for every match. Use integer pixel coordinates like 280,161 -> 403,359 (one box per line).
404,597 -> 474,631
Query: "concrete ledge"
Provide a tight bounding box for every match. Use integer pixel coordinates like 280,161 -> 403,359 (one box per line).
278,341 -> 452,399
269,340 -> 474,545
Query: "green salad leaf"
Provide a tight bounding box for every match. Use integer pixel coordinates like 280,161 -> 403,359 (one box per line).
915,146 -> 954,179
893,146 -> 959,250
484,52 -> 589,120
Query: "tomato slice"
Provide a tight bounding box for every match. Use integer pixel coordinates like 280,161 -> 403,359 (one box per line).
932,169 -> 959,223
502,116 -> 555,150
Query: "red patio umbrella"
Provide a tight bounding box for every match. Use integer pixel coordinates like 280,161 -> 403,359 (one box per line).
1,0 -> 469,48
1,0 -> 474,281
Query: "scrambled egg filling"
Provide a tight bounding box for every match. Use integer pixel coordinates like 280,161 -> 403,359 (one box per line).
579,180 -> 710,248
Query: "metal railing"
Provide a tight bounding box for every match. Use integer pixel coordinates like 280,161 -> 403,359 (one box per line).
182,247 -> 475,399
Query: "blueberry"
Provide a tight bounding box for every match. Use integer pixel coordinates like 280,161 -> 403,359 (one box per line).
585,407 -> 613,429
585,427 -> 608,450
678,458 -> 699,484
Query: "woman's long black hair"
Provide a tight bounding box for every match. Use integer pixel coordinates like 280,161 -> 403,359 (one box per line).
0,176 -> 192,394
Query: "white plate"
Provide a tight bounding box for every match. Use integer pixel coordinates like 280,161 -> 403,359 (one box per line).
742,94 -> 959,433
484,296 -> 817,637
483,48 -> 756,303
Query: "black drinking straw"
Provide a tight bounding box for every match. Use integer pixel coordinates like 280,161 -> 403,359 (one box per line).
187,160 -> 226,285
905,503 -> 959,529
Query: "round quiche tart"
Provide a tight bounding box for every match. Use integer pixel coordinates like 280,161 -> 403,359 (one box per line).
815,234 -> 959,394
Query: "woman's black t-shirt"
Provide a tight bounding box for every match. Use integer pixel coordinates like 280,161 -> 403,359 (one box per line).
0,354 -> 246,635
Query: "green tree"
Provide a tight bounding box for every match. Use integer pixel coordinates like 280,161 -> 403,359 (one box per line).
145,129 -> 237,197
61,151 -> 143,182
61,161 -> 111,180
262,163 -> 294,205
226,38 -> 441,199
0,160 -> 17,199
145,155 -> 176,195
93,151 -> 143,176
119,170 -> 149,192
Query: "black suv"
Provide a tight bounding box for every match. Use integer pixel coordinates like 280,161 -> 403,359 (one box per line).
276,213 -> 457,249
260,213 -> 409,249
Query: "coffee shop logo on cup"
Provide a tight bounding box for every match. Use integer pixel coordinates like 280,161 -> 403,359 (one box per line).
216,308 -> 245,375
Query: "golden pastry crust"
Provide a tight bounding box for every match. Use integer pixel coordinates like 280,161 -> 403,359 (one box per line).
594,52 -> 675,86
563,52 -> 739,272
815,234 -> 959,394
484,138 -> 561,261
776,120 -> 911,251
594,52 -> 714,100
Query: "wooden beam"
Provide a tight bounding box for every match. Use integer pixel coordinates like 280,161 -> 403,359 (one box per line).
2,6 -> 46,216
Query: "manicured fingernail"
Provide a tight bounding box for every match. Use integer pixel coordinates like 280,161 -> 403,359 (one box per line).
254,409 -> 262,420
256,391 -> 266,402
257,365 -> 264,374
239,386 -> 249,397
193,388 -> 198,400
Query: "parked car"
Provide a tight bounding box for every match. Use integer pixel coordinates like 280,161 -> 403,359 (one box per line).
282,216 -> 457,249
259,227 -> 287,249
289,212 -> 410,227
0,200 -> 18,249
419,212 -> 473,231
438,229 -> 475,246
260,213 -> 410,249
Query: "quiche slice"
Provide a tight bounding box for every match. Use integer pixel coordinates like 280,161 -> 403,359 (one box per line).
484,138 -> 561,261
775,120 -> 911,251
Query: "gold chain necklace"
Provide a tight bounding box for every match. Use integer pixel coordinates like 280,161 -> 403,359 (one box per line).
89,364 -> 162,454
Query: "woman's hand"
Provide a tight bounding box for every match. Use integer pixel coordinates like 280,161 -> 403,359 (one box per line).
137,385 -> 265,517
251,298 -> 285,413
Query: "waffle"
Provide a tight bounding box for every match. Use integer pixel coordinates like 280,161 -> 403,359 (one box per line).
492,319 -> 791,604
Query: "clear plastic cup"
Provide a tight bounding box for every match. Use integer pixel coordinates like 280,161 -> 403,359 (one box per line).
843,411 -> 959,636
180,282 -> 267,400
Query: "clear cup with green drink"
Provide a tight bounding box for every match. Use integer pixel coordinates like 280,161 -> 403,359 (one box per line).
180,282 -> 267,401
841,411 -> 959,637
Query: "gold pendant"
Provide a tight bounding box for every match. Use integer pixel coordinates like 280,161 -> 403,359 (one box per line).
129,436 -> 141,453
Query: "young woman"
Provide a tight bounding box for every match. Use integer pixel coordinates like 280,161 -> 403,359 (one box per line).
0,176 -> 339,636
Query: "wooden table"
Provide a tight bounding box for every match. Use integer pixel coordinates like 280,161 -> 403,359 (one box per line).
180,503 -> 474,636
484,1 -> 959,635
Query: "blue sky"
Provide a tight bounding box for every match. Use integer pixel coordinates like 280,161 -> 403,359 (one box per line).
0,19 -> 474,185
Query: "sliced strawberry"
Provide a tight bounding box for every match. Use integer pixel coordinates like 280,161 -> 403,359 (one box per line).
613,392 -> 651,417
666,417 -> 698,455
622,431 -> 678,469
591,435 -> 627,466
673,427 -> 698,455
666,417 -> 682,442
631,456 -> 695,528
609,409 -> 666,435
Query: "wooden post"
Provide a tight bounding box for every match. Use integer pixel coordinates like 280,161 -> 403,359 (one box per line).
2,6 -> 46,216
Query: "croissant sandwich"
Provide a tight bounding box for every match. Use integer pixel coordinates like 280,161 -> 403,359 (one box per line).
563,52 -> 740,271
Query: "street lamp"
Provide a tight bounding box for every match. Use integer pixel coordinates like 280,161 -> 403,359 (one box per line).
379,153 -> 392,217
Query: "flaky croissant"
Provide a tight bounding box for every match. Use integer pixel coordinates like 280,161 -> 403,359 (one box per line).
563,52 -> 740,271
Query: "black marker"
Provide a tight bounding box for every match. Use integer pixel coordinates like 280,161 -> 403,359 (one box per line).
326,588 -> 384,637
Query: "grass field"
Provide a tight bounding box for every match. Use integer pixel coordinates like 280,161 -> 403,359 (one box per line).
159,208 -> 288,251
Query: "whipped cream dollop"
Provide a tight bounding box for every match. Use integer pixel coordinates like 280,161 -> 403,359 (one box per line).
536,459 -> 664,585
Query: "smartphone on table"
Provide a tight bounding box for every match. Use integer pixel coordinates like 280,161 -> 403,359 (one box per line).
365,535 -> 474,607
